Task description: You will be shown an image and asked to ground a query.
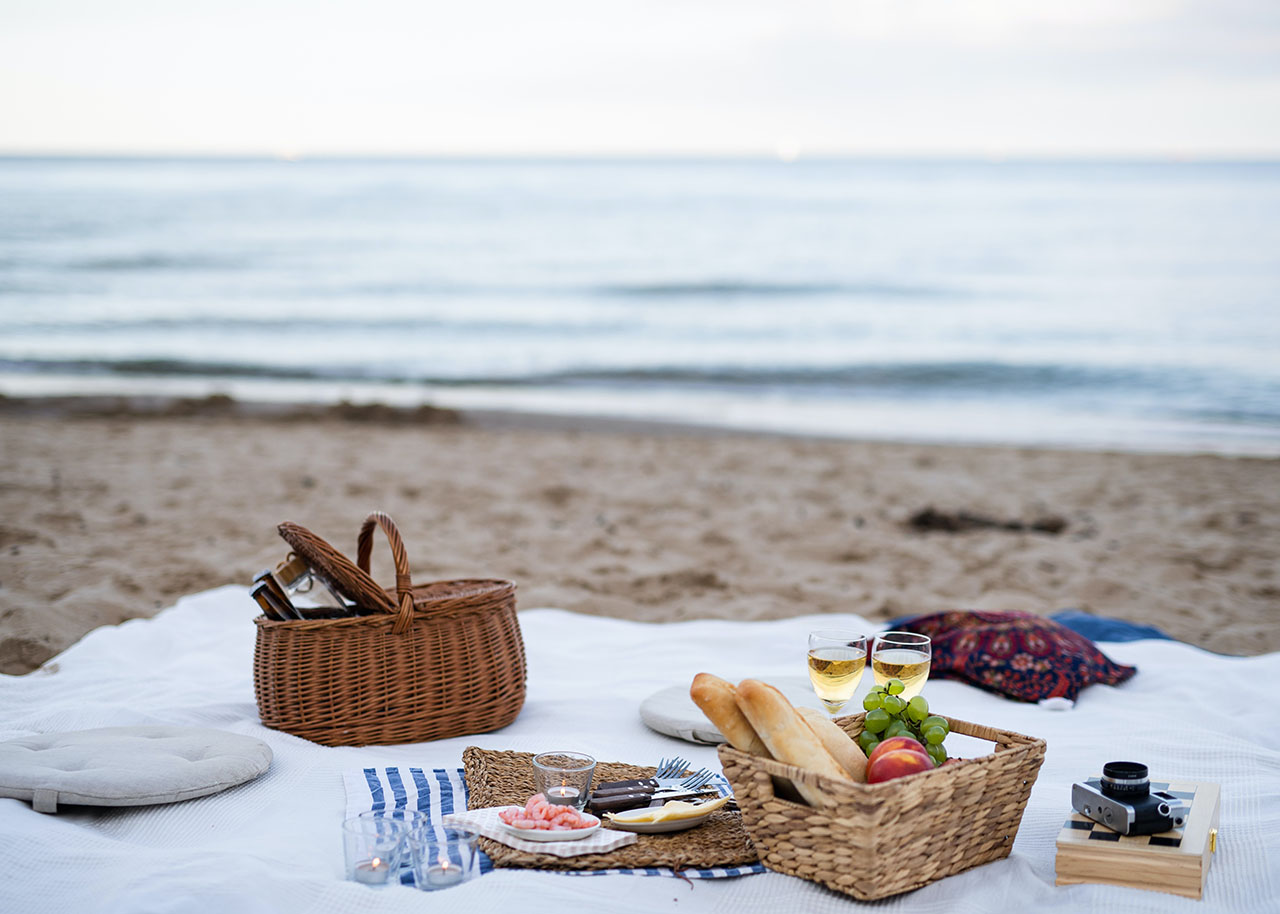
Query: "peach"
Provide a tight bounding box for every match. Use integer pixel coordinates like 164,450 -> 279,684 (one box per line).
867,736 -> 927,765
866,747 -> 934,784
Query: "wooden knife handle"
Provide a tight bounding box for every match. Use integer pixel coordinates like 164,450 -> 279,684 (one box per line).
594,778 -> 657,792
588,792 -> 655,814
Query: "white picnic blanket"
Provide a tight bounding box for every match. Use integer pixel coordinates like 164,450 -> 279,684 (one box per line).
1,585 -> 1277,913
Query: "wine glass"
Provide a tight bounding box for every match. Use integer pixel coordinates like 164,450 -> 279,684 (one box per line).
871,631 -> 932,699
807,630 -> 868,714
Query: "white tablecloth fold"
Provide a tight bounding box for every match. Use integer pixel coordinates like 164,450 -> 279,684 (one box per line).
442,805 -> 635,857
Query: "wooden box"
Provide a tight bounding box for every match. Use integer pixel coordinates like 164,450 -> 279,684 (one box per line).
1055,778 -> 1220,900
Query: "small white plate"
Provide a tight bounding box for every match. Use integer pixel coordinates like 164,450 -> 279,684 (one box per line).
500,808 -> 601,842
605,806 -> 719,834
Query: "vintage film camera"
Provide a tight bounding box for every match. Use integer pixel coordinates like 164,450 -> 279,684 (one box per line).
1071,761 -> 1190,836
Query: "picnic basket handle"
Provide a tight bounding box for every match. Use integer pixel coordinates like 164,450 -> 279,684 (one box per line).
356,511 -> 416,635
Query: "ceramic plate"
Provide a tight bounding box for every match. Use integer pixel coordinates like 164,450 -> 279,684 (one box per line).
500,809 -> 601,842
605,806 -> 718,834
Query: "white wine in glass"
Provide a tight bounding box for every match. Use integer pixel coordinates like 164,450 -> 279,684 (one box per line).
807,630 -> 868,713
872,631 -> 931,699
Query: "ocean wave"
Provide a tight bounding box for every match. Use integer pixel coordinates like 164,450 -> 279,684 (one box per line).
0,356 -> 1206,394
0,357 -> 333,381
0,273 -> 963,301
499,363 -> 1171,392
595,280 -> 952,298
1172,404 -> 1280,425
70,253 -> 248,272
0,315 -> 631,336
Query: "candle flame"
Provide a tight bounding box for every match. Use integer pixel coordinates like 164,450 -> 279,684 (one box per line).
371,857 -> 382,867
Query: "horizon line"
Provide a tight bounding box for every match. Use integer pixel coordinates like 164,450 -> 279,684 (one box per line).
3,149 -> 1280,165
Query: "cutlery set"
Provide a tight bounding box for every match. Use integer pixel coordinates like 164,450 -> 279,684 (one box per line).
587,757 -> 732,814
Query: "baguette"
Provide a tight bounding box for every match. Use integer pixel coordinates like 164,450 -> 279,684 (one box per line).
796,706 -> 867,783
689,673 -> 771,757
735,679 -> 851,807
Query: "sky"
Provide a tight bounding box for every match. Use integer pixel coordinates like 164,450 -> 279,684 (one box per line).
1,0 -> 1278,157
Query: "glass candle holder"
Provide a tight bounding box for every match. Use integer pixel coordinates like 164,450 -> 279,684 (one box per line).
407,828 -> 479,892
342,815 -> 406,887
532,751 -> 596,811
358,808 -> 428,833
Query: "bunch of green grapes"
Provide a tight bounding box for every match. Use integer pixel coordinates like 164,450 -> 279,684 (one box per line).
857,679 -> 950,767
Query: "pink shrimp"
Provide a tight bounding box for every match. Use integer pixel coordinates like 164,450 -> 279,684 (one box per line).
505,794 -> 597,832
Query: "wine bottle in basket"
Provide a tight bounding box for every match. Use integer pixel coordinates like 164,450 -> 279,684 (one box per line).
250,579 -> 296,621
273,554 -> 355,618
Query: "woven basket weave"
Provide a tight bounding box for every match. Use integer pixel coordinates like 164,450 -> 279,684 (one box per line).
252,511 -> 527,747
718,713 -> 1045,900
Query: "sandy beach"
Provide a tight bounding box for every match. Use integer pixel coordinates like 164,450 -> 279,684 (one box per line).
1,396 -> 1277,675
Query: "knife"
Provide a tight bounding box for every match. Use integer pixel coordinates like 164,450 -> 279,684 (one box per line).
591,778 -> 721,798
588,789 -> 703,814
594,777 -> 667,792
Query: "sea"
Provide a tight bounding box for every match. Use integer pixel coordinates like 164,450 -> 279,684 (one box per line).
1,156 -> 1278,455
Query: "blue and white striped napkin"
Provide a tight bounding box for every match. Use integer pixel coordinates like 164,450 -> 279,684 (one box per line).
342,767 -> 766,881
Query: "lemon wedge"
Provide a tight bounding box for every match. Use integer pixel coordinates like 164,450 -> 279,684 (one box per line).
606,796 -> 729,824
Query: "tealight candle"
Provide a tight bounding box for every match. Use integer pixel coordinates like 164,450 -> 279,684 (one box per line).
407,828 -> 479,892
343,816 -> 405,887
532,751 -> 595,813
425,860 -> 464,888
353,857 -> 393,885
545,785 -> 581,805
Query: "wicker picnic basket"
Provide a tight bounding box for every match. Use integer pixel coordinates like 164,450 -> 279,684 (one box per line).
718,713 -> 1045,900
252,511 -> 527,747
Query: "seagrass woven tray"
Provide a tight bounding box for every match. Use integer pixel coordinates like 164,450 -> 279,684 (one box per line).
462,746 -> 758,871
252,512 -> 526,747
719,713 -> 1045,900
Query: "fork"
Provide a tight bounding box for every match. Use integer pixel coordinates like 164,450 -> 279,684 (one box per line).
654,757 -> 688,779
592,760 -> 713,796
677,768 -> 714,790
657,760 -> 714,789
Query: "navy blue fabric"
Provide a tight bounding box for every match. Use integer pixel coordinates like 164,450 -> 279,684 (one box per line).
888,610 -> 1174,644
1048,610 -> 1173,643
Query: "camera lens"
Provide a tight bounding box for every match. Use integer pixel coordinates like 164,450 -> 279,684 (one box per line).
1101,761 -> 1149,798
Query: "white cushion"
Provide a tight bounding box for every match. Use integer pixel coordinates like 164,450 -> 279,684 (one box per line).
639,677 -> 817,745
0,726 -> 271,813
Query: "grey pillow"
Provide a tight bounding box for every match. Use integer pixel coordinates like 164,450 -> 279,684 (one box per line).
639,678 -> 823,745
0,726 -> 272,813
639,684 -> 726,745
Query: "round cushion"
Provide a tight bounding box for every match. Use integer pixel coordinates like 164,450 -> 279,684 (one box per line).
0,726 -> 272,813
640,677 -> 818,745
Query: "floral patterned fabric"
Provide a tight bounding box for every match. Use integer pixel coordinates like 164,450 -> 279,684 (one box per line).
893,610 -> 1137,702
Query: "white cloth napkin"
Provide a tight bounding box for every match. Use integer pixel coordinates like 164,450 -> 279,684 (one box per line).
442,806 -> 637,858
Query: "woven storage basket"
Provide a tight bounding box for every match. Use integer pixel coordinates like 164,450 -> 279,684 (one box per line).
252,511 -> 526,747
718,713 -> 1045,900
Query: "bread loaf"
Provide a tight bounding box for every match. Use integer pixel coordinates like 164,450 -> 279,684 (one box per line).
735,679 -> 851,807
689,673 -> 771,757
796,706 -> 867,783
